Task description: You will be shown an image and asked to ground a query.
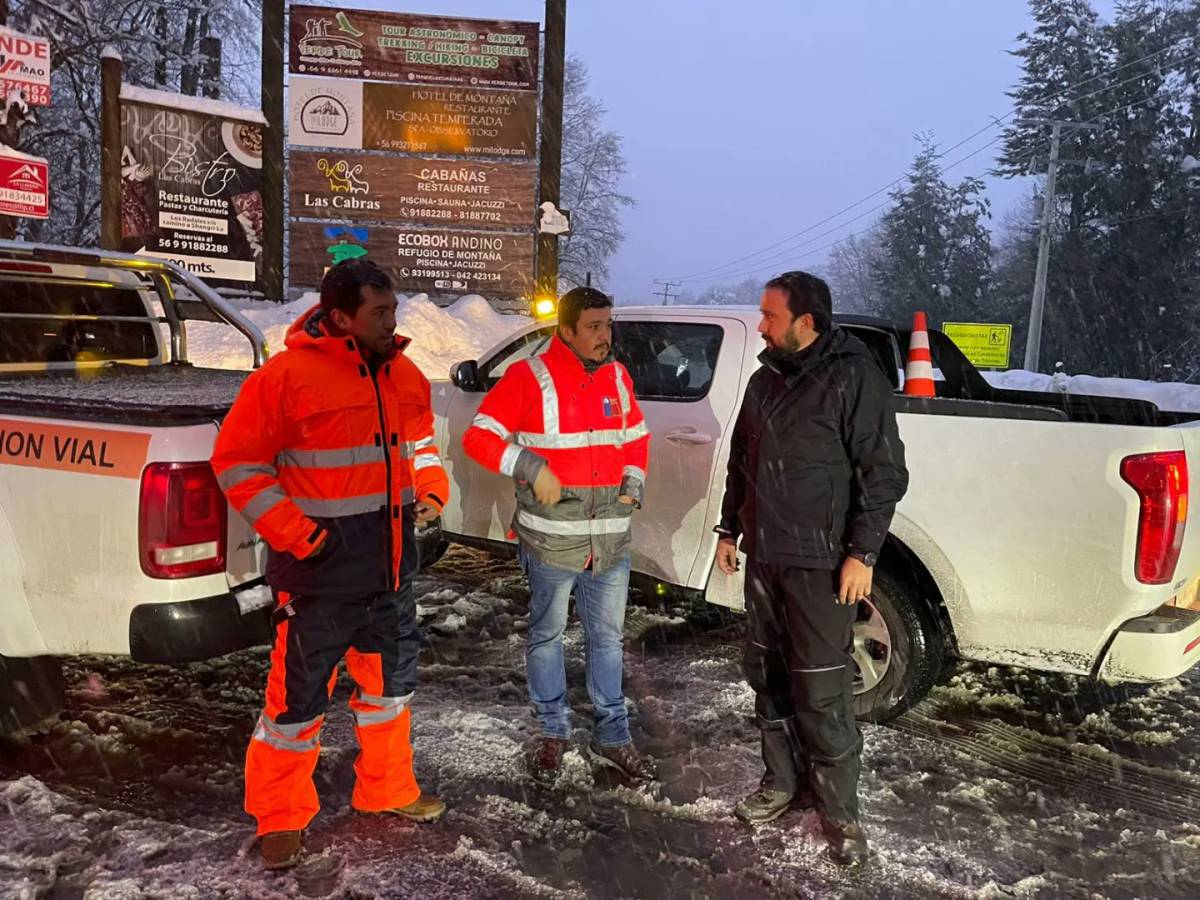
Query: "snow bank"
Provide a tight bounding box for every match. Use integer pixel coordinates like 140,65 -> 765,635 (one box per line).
186,293 -> 528,380
985,368 -> 1200,413
118,84 -> 267,125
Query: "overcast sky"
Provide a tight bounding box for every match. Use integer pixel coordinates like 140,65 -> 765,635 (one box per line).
343,1 -> 1116,304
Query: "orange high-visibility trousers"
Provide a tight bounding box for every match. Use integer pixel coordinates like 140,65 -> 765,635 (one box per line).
245,587 -> 422,835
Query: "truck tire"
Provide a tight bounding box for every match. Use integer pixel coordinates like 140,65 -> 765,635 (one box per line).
851,566 -> 944,724
0,655 -> 65,738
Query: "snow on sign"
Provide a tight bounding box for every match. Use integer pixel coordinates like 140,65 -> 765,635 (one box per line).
0,25 -> 51,106
943,322 -> 1013,370
0,148 -> 49,219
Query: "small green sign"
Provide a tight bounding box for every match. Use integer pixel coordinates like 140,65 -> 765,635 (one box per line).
943,322 -> 1013,369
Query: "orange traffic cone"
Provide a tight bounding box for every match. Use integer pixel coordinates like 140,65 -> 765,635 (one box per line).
904,311 -> 936,397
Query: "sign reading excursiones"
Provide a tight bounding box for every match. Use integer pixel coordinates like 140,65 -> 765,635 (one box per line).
288,4 -> 539,91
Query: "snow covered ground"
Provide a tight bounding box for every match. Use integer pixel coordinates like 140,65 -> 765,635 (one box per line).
186,293 -> 529,381
2,546 -> 1199,898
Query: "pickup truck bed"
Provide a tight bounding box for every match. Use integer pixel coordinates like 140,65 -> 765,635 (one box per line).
0,366 -> 248,425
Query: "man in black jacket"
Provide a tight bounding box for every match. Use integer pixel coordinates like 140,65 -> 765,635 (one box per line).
715,271 -> 908,868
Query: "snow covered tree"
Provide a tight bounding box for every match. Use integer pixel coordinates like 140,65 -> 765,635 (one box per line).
826,229 -> 884,316
872,136 -> 993,327
995,0 -> 1200,377
690,277 -> 763,307
558,54 -> 634,292
8,0 -> 261,245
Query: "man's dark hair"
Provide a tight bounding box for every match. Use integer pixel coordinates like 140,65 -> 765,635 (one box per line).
320,258 -> 393,315
557,286 -> 613,330
765,270 -> 833,333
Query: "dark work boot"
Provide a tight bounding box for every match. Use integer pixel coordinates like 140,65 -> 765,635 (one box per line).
587,740 -> 657,784
823,817 -> 870,868
735,719 -> 802,825
527,736 -> 571,784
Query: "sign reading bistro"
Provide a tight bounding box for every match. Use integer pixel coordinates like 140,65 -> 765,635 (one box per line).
288,4 -> 539,92
289,151 -> 536,229
289,220 -> 535,299
120,91 -> 266,286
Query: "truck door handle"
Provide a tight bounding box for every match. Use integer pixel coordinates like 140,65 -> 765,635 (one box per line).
666,428 -> 714,446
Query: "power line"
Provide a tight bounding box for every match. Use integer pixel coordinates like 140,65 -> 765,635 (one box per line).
680,135 -> 1015,285
680,84 -> 1174,287
669,40 -> 1198,283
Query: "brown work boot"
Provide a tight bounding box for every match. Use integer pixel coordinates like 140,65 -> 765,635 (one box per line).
734,785 -> 793,826
374,793 -> 447,822
823,817 -> 870,868
259,830 -> 303,870
587,740 -> 657,784
527,736 -> 572,784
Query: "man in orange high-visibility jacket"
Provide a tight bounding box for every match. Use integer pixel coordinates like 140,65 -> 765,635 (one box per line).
462,286 -> 655,786
211,259 -> 449,870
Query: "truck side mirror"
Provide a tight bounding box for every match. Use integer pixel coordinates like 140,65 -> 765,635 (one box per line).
451,359 -> 481,392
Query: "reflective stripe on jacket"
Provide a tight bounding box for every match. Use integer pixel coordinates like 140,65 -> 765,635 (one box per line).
212,305 -> 449,596
462,335 -> 649,572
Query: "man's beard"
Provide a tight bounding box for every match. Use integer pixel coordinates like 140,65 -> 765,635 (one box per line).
764,330 -> 803,354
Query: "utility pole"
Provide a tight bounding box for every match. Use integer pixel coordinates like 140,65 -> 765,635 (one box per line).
653,280 -> 681,305
1024,121 -> 1061,373
535,0 -> 566,302
261,0 -> 285,301
1020,118 -> 1103,372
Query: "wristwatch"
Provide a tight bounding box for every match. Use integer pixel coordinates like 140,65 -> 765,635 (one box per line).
849,549 -> 878,567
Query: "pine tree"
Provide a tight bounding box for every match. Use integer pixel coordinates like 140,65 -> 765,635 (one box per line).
996,0 -> 1200,378
873,136 -> 993,327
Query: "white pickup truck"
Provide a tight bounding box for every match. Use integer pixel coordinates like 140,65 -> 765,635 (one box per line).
0,243 -> 275,735
0,242 -> 467,736
432,306 -> 1200,721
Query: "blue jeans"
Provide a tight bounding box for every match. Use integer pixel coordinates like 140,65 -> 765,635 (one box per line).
519,546 -> 632,747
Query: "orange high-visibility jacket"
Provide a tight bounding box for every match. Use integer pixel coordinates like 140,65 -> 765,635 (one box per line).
212,305 -> 449,596
462,335 -> 649,573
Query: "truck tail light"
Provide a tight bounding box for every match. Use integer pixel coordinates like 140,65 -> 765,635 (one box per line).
139,462 -> 227,579
1121,451 -> 1189,585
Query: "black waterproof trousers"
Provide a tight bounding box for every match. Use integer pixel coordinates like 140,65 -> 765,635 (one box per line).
743,561 -> 862,824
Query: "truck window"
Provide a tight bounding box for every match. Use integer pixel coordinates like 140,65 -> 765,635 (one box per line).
613,321 -> 723,402
481,326 -> 555,388
0,281 -> 160,366
841,324 -> 903,390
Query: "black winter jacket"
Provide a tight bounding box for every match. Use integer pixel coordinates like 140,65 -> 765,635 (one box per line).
716,327 -> 909,569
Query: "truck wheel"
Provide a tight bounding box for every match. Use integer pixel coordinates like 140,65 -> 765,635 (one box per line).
851,567 -> 943,724
0,655 -> 65,738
